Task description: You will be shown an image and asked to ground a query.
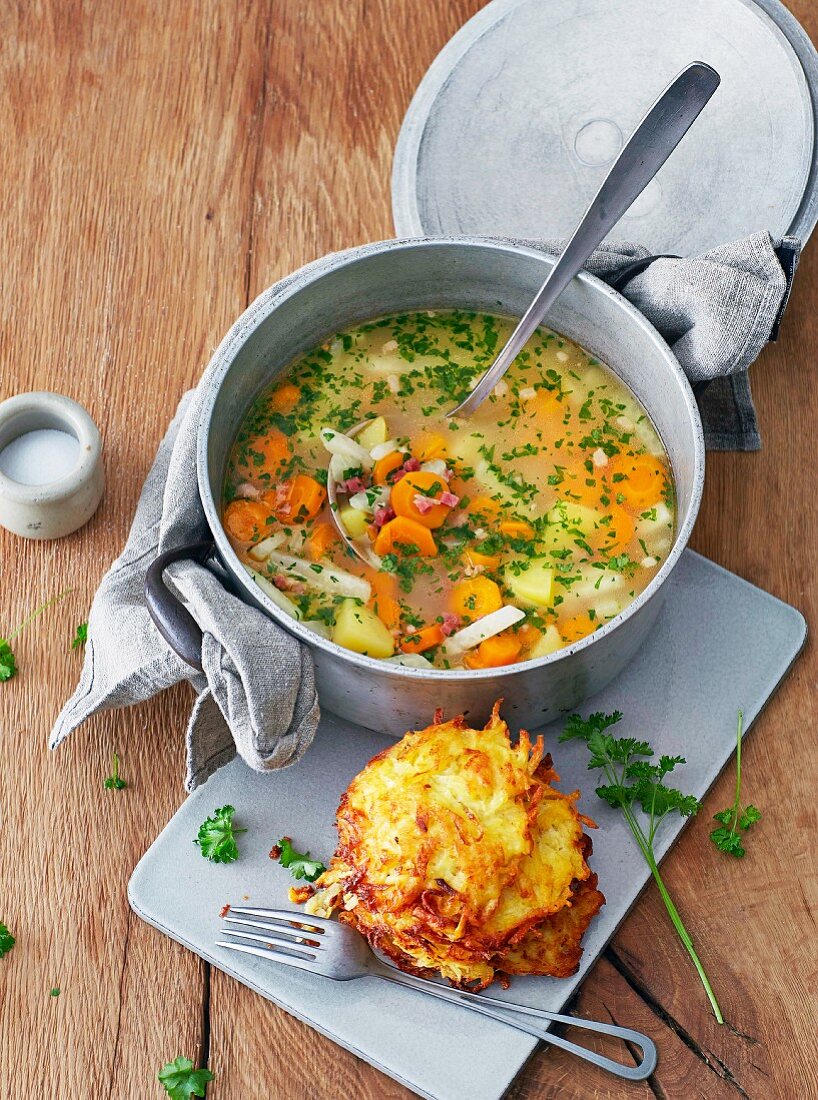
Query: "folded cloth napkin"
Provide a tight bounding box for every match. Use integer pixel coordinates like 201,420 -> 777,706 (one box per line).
50,232 -> 798,789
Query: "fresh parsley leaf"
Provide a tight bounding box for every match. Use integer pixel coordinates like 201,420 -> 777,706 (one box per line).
560,710 -> 724,1024
71,622 -> 88,650
710,712 -> 761,859
275,836 -> 326,882
0,640 -> 16,682
103,752 -> 127,790
157,1056 -> 214,1099
0,922 -> 15,957
50,987 -> 60,997
194,805 -> 246,864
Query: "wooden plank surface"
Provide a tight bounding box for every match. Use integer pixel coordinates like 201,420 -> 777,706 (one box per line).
0,1 -> 815,1097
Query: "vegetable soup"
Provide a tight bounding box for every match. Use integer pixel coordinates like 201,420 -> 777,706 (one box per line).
222,311 -> 675,670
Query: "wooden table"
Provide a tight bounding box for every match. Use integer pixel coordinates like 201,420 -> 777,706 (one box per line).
1,2 -> 816,1097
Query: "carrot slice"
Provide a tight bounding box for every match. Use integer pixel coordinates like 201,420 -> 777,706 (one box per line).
467,496 -> 502,521
470,632 -> 522,668
413,432 -> 448,463
400,623 -> 445,654
269,382 -> 300,413
515,623 -> 542,649
223,499 -> 272,543
565,472 -> 603,508
596,505 -> 634,554
529,388 -> 562,419
464,547 -> 502,571
560,613 -> 597,644
373,451 -> 406,485
606,453 -> 668,507
271,474 -> 326,523
369,572 -> 401,630
450,576 -> 503,621
499,520 -> 534,541
373,516 -> 437,557
251,430 -> 291,478
391,471 -> 452,530
307,521 -> 338,560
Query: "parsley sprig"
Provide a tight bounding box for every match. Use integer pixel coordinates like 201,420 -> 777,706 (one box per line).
103,753 -> 127,790
275,836 -> 326,882
0,589 -> 72,681
560,710 -> 723,1024
71,621 -> 88,650
0,922 -> 15,958
158,1056 -> 214,1099
194,805 -> 246,864
710,712 -> 761,858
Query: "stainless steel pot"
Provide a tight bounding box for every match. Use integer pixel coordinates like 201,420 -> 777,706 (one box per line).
148,238 -> 704,736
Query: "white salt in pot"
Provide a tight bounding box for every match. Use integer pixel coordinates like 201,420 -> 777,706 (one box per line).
0,392 -> 104,539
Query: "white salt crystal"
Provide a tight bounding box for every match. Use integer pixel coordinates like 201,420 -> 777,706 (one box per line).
0,429 -> 80,486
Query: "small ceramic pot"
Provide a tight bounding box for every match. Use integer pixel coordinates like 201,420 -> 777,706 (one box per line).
0,391 -> 104,539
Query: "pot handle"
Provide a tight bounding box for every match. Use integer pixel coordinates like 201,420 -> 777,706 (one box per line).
145,541 -> 215,672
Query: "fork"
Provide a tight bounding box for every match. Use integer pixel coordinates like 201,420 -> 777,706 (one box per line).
217,907 -> 657,1081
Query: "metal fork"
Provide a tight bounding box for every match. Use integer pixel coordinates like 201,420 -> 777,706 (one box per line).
217,907 -> 657,1081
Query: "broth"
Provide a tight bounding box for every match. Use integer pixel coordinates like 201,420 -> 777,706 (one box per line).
222,310 -> 675,670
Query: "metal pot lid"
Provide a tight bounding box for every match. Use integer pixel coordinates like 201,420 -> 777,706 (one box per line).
392,0 -> 818,254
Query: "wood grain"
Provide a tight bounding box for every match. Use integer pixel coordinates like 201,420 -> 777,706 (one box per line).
0,1 -> 815,1098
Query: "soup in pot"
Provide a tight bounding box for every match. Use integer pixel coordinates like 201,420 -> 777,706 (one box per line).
222,310 -> 675,670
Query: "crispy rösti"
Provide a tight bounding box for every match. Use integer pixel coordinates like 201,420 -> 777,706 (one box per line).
304,704 -> 604,988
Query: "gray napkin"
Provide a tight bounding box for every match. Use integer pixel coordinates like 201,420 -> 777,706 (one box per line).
50,389 -> 320,791
50,232 -> 797,789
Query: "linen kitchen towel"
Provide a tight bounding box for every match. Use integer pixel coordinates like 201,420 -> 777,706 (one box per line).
50,232 -> 798,788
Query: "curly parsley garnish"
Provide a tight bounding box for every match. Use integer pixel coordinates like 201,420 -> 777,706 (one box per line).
560,710 -> 723,1024
71,621 -> 88,650
710,712 -> 761,858
194,805 -> 247,864
158,1056 -> 214,1099
274,836 -> 326,882
0,922 -> 15,958
103,753 -> 127,791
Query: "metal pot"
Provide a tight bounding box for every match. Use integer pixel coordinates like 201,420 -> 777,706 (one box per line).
148,237 -> 704,736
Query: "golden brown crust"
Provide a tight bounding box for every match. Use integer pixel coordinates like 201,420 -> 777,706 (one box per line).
305,705 -> 603,989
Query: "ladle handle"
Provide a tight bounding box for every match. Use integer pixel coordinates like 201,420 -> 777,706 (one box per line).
449,61 -> 720,418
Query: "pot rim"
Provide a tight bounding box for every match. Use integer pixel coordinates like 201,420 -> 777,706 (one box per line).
197,235 -> 705,681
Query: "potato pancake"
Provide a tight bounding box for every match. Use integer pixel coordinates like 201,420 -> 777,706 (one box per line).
305,703 -> 604,988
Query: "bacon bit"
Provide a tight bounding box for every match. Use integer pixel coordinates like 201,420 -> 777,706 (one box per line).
433,707 -> 445,725
413,494 -> 436,515
289,884 -> 313,904
439,491 -> 460,508
389,456 -> 421,485
339,475 -> 367,495
448,510 -> 468,527
373,505 -> 395,529
219,903 -> 231,918
440,613 -> 460,637
269,844 -> 282,860
234,482 -> 260,499
272,575 -> 306,595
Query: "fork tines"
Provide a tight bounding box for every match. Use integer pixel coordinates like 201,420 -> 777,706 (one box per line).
216,907 -> 330,971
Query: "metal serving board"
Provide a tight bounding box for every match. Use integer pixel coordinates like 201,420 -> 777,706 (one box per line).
392,0 -> 818,254
129,550 -> 805,1100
